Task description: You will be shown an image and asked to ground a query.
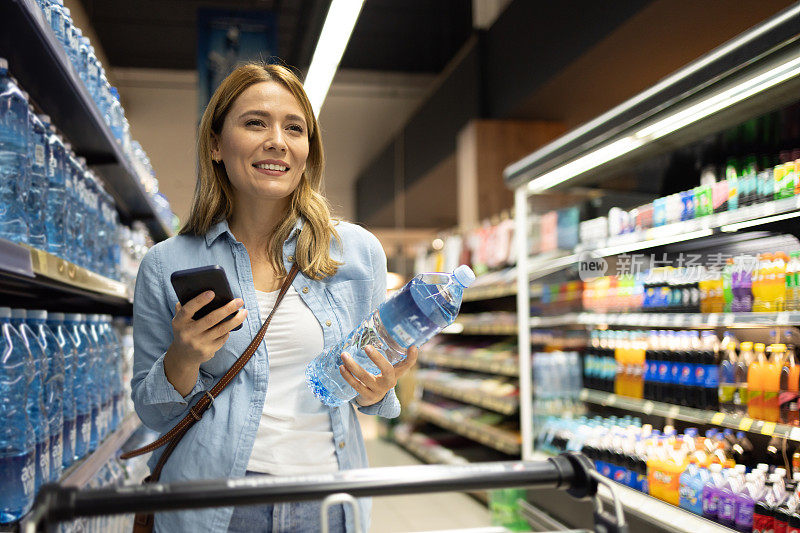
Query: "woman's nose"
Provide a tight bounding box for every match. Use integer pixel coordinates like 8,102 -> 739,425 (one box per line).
264,126 -> 287,152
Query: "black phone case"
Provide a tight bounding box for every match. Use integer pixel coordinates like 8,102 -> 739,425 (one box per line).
170,265 -> 242,331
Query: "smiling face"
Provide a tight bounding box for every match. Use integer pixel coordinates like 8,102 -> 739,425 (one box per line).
211,81 -> 310,208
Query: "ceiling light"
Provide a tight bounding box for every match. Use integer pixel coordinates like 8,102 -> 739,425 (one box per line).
720,210 -> 800,232
303,0 -> 366,117
525,50 -> 800,193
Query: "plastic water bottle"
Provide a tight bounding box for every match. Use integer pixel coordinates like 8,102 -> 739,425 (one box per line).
10,309 -> 50,493
26,110 -> 48,249
64,313 -> 90,461
43,122 -> 67,258
49,0 -> 67,45
47,312 -> 76,470
99,315 -> 123,430
64,153 -> 84,266
0,307 -> 35,523
306,265 -> 475,406
0,59 -> 30,244
77,315 -> 102,450
87,315 -> 110,439
28,310 -> 64,482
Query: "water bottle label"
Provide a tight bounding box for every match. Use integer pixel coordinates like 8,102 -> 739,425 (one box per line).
22,454 -> 34,497
48,153 -> 57,176
52,433 -> 63,473
35,144 -> 45,167
719,497 -> 736,521
705,365 -> 719,387
658,362 -> 669,383
40,445 -> 50,479
81,419 -> 90,444
391,323 -> 415,347
736,504 -> 754,529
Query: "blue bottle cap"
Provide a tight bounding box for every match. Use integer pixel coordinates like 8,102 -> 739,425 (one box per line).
11,308 -> 26,319
0,307 -> 10,318
453,265 -> 475,288
28,310 -> 48,320
48,312 -> 65,322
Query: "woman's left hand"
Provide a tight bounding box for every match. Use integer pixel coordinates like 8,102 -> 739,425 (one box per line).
339,345 -> 419,407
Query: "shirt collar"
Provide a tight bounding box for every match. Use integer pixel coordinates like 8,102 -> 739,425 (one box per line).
204,217 -> 304,247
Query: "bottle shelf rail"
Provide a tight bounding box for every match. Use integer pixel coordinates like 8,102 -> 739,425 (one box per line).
419,378 -> 519,415
411,401 -> 522,456
419,351 -> 520,377
530,311 -> 800,329
443,321 -> 518,335
0,0 -> 172,241
526,196 -> 800,280
0,239 -> 131,306
580,388 -> 800,442
462,283 -> 517,302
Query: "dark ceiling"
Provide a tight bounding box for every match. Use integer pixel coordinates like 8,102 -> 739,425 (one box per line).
81,0 -> 473,73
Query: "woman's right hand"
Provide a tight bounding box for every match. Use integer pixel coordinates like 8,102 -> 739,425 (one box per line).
169,291 -> 248,366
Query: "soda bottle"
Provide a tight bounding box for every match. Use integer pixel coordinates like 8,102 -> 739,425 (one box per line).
732,255 -> 755,312
701,331 -> 721,410
719,333 -> 739,414
10,309 -> 50,493
787,252 -> 800,312
752,254 -> 769,312
723,258 -> 734,313
0,307 -> 35,523
749,343 -> 767,420
702,463 -> 727,520
774,252 -> 790,312
781,344 -> 800,425
736,342 -> 754,417
764,344 -> 785,423
306,266 -> 476,406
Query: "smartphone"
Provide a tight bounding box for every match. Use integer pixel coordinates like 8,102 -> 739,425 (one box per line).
170,265 -> 242,331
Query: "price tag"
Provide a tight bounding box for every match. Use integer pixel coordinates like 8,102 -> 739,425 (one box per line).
724,314 -> 735,326
711,412 -> 725,425
739,418 -> 754,431
761,422 -> 776,436
777,312 -> 790,325
643,401 -> 654,415
668,406 -> 680,418
605,395 -> 617,406
790,427 -> 800,441
579,389 -> 589,401
707,314 -> 719,327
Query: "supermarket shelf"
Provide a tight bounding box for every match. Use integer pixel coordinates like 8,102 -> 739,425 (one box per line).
419,379 -> 519,415
529,451 -> 730,533
419,351 -> 519,377
411,401 -> 521,456
443,322 -> 518,335
61,413 -> 141,487
0,0 -> 172,241
580,388 -> 800,442
463,283 -> 517,302
0,239 -> 131,311
526,196 -> 800,279
530,311 -> 800,328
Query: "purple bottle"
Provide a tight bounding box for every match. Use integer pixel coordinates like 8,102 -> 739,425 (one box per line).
731,256 -> 753,312
718,465 -> 746,527
702,464 -> 726,521
734,474 -> 761,532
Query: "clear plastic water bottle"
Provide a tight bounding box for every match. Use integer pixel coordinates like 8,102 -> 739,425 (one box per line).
99,315 -> 123,430
306,265 -> 475,406
28,310 -> 64,482
26,109 -> 48,249
48,0 -> 66,45
64,313 -> 90,461
64,152 -> 84,266
44,123 -> 67,258
47,312 -> 76,470
87,315 -> 110,440
109,88 -> 123,141
10,309 -> 50,493
0,307 -> 35,523
77,316 -> 102,451
0,59 -> 30,244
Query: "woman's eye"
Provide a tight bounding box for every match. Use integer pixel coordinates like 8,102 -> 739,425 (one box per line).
246,119 -> 265,127
287,124 -> 304,133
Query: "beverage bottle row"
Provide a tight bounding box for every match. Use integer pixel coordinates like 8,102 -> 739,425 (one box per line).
582,274 -> 643,313
533,351 -> 582,420
0,309 -> 126,524
306,266 -> 475,406
0,58 -> 123,279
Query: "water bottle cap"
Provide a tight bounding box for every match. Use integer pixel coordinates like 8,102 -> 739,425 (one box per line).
757,463 -> 769,472
89,314 -> 102,322
48,312 -> 65,322
63,7 -> 71,16
11,308 -> 26,319
735,464 -> 746,474
453,265 -> 476,288
38,114 -> 51,126
710,464 -> 723,473
64,313 -> 82,322
0,57 -> 7,71
28,309 -> 48,320
0,307 -> 10,318
776,468 -> 787,477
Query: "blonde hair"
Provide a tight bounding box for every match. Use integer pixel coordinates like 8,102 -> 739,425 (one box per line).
181,62 -> 341,280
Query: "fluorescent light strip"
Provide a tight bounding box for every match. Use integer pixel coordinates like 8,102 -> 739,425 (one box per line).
720,210 -> 800,232
525,51 -> 800,193
303,0 -> 366,117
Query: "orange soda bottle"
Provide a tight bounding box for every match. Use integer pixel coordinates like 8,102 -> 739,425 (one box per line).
780,343 -> 800,425
774,252 -> 789,311
748,343 -> 767,420
763,344 -> 784,422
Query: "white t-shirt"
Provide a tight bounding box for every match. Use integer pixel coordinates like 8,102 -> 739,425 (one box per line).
246,286 -> 339,475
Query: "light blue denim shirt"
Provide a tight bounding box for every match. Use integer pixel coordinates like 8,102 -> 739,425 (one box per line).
131,218 -> 400,533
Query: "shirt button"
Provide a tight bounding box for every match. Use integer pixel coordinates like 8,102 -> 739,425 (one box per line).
288,255 -> 294,262
325,320 -> 332,327
302,286 -> 309,294
339,442 -> 346,449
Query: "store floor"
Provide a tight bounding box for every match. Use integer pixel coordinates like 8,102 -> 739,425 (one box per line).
359,414 -> 492,533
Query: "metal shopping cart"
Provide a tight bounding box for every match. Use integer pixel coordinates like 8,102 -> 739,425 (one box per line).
21,452 -> 626,533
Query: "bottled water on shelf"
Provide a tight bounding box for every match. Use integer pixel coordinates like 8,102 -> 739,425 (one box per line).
26,109 -> 48,248
47,312 -> 76,470
306,265 -> 476,406
10,309 -> 50,494
64,313 -> 91,461
0,307 -> 35,523
42,118 -> 67,257
0,58 -> 30,244
27,310 -> 64,482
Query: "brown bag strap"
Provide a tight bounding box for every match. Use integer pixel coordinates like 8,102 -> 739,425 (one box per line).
120,263 -> 301,475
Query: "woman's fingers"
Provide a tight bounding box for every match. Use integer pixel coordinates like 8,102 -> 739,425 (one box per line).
208,308 -> 248,340
175,291 -> 215,322
392,345 -> 419,377
197,298 -> 245,331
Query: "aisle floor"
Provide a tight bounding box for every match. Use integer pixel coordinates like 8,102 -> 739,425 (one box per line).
360,415 -> 492,533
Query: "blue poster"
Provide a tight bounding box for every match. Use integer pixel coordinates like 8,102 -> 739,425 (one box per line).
197,8 -> 277,118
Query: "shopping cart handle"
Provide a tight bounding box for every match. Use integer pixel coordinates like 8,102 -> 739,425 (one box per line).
26,452 -> 598,530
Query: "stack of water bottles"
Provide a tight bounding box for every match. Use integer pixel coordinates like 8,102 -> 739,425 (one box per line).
0,308 -> 127,524
533,351 -> 582,418
34,0 -> 174,226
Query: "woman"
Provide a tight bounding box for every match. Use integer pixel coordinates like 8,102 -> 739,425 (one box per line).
131,62 -> 418,533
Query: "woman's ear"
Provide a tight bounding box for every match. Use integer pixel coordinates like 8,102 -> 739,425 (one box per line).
210,132 -> 221,162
